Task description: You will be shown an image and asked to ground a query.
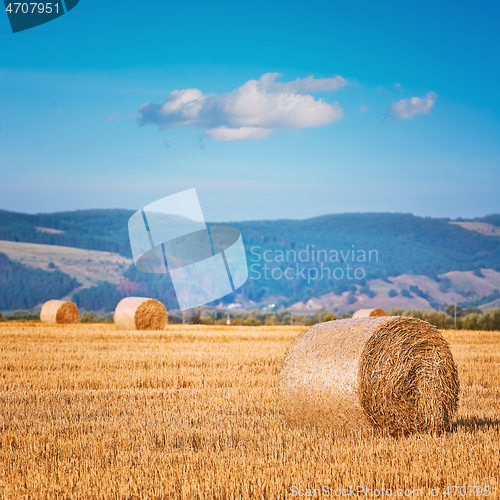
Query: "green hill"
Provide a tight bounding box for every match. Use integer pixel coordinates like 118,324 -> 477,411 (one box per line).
0,209 -> 499,312
0,209 -> 133,256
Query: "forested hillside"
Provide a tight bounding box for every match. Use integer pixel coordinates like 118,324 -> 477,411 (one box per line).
0,253 -> 79,310
1,210 -> 499,312
0,209 -> 133,255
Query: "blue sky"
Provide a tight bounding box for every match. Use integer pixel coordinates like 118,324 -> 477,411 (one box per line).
0,0 -> 498,221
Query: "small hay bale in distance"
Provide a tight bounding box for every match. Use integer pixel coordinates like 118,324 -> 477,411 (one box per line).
280,316 -> 459,435
40,300 -> 80,324
352,308 -> 388,318
114,297 -> 168,331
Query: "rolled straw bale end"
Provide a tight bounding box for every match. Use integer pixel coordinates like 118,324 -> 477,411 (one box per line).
40,300 -> 80,324
352,308 -> 388,318
280,316 -> 459,435
114,297 -> 168,331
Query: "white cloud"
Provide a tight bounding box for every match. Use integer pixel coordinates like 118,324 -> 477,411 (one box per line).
204,126 -> 272,141
388,92 -> 437,120
138,88 -> 205,128
137,73 -> 346,140
358,105 -> 369,114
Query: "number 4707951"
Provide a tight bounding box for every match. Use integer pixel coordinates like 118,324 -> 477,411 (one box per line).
5,3 -> 59,14
443,486 -> 497,496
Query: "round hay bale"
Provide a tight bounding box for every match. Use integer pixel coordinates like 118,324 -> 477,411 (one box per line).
114,297 -> 168,331
352,308 -> 388,318
40,300 -> 80,324
280,316 -> 459,435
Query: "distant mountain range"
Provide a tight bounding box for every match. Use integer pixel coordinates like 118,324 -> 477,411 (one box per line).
0,209 -> 499,314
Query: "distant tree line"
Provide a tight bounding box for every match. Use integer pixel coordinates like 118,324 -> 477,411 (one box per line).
387,307 -> 500,331
2,300 -> 500,331
168,305 -> 500,331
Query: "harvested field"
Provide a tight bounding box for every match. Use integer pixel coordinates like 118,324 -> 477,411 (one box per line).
0,323 -> 499,499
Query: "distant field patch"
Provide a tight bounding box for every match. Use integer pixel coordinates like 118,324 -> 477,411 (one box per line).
0,240 -> 132,287
34,226 -> 65,234
450,221 -> 500,236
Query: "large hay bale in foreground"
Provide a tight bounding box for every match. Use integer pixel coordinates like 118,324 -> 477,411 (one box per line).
280,317 -> 459,435
40,300 -> 80,324
352,308 -> 388,318
114,297 -> 168,330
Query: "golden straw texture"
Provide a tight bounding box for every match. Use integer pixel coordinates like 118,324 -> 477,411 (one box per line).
352,308 -> 388,318
280,316 -> 459,435
40,300 -> 80,324
114,297 -> 168,331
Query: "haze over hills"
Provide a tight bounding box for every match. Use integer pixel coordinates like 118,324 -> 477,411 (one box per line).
0,209 -> 499,314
